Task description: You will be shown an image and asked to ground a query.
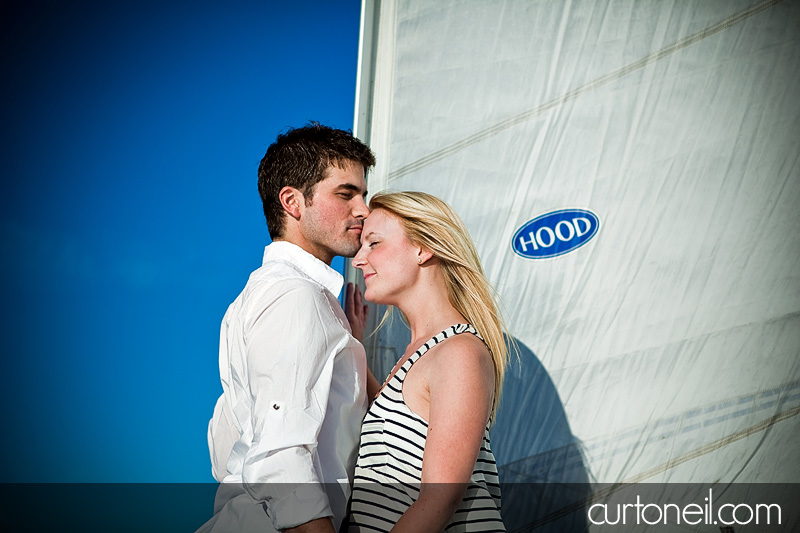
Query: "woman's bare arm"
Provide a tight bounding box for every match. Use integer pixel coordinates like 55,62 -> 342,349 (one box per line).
391,335 -> 495,533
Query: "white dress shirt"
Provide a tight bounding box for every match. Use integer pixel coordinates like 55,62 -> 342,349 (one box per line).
205,241 -> 368,532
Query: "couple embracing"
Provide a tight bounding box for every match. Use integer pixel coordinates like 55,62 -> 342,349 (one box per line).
201,123 -> 509,533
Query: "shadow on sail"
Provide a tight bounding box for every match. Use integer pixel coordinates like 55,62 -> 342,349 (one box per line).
492,337 -> 591,532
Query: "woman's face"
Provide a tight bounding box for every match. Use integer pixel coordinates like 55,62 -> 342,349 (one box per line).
352,209 -> 421,305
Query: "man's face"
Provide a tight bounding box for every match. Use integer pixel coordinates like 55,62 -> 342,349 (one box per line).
297,162 -> 369,264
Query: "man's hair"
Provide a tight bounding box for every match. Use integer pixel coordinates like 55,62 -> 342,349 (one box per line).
368,191 -> 514,424
257,122 -> 376,239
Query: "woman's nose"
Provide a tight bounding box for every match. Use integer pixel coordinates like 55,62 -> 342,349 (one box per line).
352,248 -> 366,269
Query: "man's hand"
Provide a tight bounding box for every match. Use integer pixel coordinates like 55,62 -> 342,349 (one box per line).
345,282 -> 369,342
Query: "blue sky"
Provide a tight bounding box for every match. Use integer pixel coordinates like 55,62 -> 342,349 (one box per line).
0,0 -> 362,482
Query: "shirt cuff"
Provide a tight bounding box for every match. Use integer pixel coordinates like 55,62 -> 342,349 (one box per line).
269,483 -> 333,531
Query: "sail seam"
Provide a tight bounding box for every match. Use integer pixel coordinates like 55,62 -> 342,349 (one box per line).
514,404 -> 800,532
387,0 -> 784,182
620,404 -> 800,484
582,374 -> 800,446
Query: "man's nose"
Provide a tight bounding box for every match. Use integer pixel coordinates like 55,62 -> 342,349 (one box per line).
352,195 -> 369,219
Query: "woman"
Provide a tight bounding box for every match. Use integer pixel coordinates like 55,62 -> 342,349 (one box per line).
348,191 -> 509,532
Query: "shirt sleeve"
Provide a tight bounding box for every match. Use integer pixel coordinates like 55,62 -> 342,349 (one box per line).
240,278 -> 346,531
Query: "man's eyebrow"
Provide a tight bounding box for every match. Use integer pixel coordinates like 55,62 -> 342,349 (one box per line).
335,183 -> 365,194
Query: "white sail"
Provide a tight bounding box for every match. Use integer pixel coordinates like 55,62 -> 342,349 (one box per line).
350,0 -> 800,527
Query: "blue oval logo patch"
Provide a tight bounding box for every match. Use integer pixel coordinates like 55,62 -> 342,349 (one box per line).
512,209 -> 600,259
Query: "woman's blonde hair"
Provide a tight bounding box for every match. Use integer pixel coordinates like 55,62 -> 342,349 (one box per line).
369,191 -> 511,422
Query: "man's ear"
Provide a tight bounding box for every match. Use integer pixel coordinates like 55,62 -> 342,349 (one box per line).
278,186 -> 303,220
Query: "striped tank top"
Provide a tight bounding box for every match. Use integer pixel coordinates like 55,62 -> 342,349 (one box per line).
348,324 -> 504,532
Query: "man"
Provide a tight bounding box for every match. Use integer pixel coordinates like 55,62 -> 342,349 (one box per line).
201,123 -> 378,533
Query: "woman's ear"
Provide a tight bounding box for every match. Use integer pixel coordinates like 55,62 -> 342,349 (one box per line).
417,248 -> 434,265
279,186 -> 303,219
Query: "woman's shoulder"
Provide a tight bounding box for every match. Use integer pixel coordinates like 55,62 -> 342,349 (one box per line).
420,327 -> 495,418
425,328 -> 493,376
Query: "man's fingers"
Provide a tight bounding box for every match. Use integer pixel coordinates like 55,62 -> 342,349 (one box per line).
345,282 -> 354,315
346,283 -> 369,326
354,283 -> 363,307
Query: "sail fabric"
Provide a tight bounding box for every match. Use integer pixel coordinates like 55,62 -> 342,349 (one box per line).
352,0 -> 800,488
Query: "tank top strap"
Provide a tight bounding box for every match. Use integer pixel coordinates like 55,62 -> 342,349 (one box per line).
395,323 -> 482,384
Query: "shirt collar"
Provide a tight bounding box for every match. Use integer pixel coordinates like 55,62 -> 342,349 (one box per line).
263,241 -> 344,297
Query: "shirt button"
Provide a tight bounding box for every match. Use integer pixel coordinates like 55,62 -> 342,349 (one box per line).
273,404 -> 280,410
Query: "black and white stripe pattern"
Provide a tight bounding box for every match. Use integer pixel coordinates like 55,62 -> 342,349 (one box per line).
349,324 -> 504,532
